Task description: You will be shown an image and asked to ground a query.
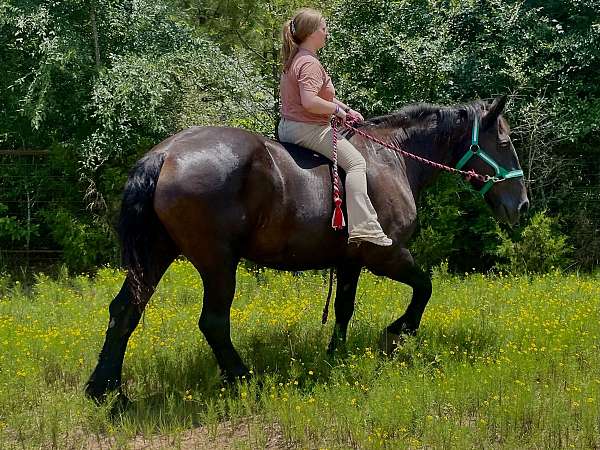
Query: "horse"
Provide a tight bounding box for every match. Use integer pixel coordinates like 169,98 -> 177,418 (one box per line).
85,96 -> 529,402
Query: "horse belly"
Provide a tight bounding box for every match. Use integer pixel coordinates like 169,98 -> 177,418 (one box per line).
242,172 -> 347,270
243,233 -> 346,270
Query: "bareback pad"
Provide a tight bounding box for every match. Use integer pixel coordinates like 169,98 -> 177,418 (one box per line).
277,140 -> 347,183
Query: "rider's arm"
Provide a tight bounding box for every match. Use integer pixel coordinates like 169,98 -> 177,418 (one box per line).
334,98 -> 364,121
300,91 -> 337,115
333,98 -> 350,112
296,59 -> 345,119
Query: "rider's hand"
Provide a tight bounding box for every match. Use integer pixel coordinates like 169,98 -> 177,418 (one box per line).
347,108 -> 364,122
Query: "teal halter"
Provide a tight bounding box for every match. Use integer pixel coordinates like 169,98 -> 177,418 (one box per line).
455,117 -> 524,195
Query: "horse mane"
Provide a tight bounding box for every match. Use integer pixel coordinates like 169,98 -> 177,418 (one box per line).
357,100 -> 488,143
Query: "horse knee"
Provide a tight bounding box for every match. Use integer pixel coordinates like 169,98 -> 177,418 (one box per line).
414,270 -> 432,298
108,284 -> 129,316
419,275 -> 432,296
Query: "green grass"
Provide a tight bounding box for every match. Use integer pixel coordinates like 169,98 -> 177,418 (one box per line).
1,261 -> 599,448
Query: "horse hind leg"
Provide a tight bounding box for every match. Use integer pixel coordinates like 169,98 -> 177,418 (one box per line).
193,254 -> 249,382
85,242 -> 177,403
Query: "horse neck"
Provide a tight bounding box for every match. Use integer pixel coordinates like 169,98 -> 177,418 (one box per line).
407,135 -> 456,197
358,126 -> 456,199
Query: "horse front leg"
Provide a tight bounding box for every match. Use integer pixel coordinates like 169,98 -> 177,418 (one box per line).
365,247 -> 432,354
327,264 -> 362,354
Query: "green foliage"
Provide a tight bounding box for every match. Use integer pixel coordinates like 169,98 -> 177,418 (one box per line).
325,0 -> 599,271
82,40 -> 270,173
1,0 -> 271,174
1,0 -> 270,272
2,0 -> 599,273
0,145 -> 115,272
410,175 -> 502,272
0,203 -> 34,245
495,211 -> 572,273
42,209 -> 115,273
0,0 -> 97,146
173,0 -> 325,118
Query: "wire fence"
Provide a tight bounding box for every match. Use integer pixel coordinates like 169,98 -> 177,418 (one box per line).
0,150 -> 86,271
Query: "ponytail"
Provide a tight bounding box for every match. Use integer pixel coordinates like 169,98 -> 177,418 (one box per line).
281,20 -> 299,72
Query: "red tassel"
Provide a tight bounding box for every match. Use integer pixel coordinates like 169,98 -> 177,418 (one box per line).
331,197 -> 345,230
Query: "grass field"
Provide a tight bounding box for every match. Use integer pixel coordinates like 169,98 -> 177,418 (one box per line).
1,261 -> 599,449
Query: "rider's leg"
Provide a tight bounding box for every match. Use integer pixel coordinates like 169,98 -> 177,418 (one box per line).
278,118 -> 392,246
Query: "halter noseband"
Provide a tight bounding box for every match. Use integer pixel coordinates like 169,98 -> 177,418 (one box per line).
455,117 -> 524,195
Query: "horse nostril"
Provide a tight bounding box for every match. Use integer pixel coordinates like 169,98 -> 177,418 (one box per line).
518,200 -> 529,215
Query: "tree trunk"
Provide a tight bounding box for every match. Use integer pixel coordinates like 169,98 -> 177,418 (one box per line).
271,27 -> 280,139
90,2 -> 101,68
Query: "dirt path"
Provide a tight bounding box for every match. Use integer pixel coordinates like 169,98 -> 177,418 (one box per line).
85,419 -> 292,450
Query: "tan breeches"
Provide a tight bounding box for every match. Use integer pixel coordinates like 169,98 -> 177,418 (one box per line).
278,118 -> 386,237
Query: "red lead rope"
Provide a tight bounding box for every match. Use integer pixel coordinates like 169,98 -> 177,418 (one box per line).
330,118 -> 346,230
328,118 -> 491,232
339,118 -> 489,182
329,117 -> 490,230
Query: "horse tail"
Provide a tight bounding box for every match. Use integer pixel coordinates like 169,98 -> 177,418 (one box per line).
118,151 -> 167,304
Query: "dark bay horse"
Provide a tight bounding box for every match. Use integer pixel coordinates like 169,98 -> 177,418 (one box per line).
86,96 -> 528,401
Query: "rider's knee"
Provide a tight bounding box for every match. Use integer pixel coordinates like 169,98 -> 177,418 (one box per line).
346,154 -> 366,173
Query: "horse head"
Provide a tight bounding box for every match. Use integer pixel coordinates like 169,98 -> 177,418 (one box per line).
453,96 -> 529,226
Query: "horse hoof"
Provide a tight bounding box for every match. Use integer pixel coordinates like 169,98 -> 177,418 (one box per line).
85,382 -> 108,404
85,378 -> 128,408
327,337 -> 342,355
222,368 -> 251,385
110,391 -> 132,415
379,330 -> 402,355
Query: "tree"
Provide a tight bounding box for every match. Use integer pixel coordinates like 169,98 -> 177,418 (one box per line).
1,0 -> 269,271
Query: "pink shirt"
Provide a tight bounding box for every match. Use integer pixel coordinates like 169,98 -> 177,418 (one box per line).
280,48 -> 335,124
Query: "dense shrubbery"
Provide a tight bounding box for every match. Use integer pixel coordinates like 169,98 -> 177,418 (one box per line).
495,211 -> 572,274
1,0 -> 598,273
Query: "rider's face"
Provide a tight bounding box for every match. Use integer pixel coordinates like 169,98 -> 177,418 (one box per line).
314,19 -> 328,49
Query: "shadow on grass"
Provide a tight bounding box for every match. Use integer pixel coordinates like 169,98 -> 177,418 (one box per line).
106,321 -> 503,430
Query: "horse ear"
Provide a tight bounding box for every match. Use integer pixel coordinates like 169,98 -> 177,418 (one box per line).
482,95 -> 507,130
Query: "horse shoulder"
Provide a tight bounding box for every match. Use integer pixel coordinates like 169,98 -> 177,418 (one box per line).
367,158 -> 418,241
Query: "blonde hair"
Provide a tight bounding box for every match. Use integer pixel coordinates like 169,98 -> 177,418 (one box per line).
281,8 -> 323,72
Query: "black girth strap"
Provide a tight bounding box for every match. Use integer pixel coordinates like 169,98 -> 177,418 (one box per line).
321,267 -> 335,324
